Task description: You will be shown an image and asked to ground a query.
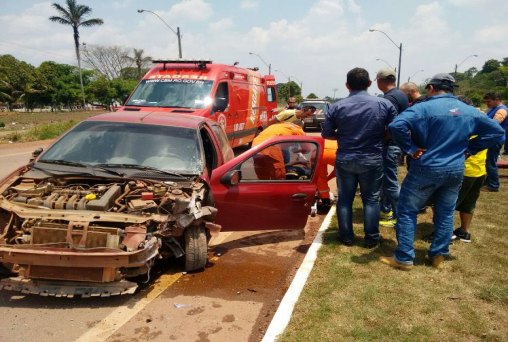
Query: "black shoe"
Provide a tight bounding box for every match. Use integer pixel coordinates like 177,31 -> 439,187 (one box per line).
364,236 -> 382,248
317,198 -> 332,214
481,186 -> 499,192
423,231 -> 434,242
451,227 -> 471,243
338,237 -> 354,246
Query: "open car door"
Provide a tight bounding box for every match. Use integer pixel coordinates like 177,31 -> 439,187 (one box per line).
210,136 -> 324,231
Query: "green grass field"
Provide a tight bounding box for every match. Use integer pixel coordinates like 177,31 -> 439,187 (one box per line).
280,167 -> 508,342
0,110 -> 105,143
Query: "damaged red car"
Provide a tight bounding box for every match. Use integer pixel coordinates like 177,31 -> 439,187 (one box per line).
0,111 -> 323,297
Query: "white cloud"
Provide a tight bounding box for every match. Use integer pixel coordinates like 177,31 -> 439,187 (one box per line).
310,0 -> 345,17
448,0 -> 491,6
165,0 -> 213,22
473,24 -> 508,42
241,1 -> 258,9
209,18 -> 234,31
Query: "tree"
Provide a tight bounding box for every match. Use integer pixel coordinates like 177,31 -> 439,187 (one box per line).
480,59 -> 501,74
82,44 -> 130,80
306,93 -> 318,99
123,49 -> 152,79
49,0 -> 103,108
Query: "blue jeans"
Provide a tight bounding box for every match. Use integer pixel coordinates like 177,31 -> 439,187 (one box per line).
335,159 -> 383,244
381,145 -> 401,215
394,167 -> 463,265
486,143 -> 502,190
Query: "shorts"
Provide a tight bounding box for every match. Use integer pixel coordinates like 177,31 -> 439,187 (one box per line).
455,175 -> 486,214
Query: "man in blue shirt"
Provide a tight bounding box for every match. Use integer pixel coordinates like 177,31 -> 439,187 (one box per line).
322,67 -> 396,248
482,92 -> 508,192
376,68 -> 410,227
381,73 -> 504,270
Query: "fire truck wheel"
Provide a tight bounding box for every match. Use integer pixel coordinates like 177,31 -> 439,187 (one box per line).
184,225 -> 208,272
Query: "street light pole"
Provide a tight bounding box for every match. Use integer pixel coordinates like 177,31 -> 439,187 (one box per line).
138,9 -> 182,58
408,69 -> 424,82
370,29 -> 402,87
375,58 -> 394,70
454,54 -> 479,75
248,52 -> 271,74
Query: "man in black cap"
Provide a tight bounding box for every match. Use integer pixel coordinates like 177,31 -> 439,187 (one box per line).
376,68 -> 410,228
380,73 -> 504,270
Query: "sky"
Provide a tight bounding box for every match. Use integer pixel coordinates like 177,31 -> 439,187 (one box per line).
0,0 -> 507,98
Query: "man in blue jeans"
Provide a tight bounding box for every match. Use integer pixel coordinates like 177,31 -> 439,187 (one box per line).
381,73 -> 504,270
376,69 -> 410,227
322,67 -> 396,248
482,92 -> 508,192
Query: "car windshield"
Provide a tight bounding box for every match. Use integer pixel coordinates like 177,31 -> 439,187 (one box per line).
126,79 -> 214,108
39,121 -> 203,175
301,102 -> 328,111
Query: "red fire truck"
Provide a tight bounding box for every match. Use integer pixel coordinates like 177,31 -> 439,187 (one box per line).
119,60 -> 278,148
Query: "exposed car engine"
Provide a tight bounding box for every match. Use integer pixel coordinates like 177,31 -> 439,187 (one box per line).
0,176 -> 219,297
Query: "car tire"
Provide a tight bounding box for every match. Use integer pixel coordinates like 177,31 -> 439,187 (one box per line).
184,225 -> 208,272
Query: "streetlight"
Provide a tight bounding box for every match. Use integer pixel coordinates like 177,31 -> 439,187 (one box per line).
332,88 -> 338,100
408,69 -> 424,82
454,54 -> 478,75
248,52 -> 271,74
370,28 -> 402,87
138,9 -> 182,58
376,58 -> 394,70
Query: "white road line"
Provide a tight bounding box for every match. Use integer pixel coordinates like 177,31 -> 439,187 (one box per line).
75,273 -> 181,342
0,152 -> 31,158
262,208 -> 335,342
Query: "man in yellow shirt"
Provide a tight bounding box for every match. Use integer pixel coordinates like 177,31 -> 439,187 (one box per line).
268,105 -> 316,126
452,147 -> 487,242
454,95 -> 491,243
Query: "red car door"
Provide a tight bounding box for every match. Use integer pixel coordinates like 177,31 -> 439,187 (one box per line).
210,136 -> 324,231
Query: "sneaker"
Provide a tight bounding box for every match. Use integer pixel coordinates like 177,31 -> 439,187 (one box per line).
379,218 -> 396,227
379,210 -> 394,220
379,256 -> 413,271
338,237 -> 354,246
364,237 -> 382,248
451,227 -> 471,243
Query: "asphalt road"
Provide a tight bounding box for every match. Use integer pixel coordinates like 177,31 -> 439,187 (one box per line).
0,136 -> 331,342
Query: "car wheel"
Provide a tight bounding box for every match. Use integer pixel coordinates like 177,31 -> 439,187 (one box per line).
184,225 -> 208,272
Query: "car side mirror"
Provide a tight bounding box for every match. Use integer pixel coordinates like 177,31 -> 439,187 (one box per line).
30,147 -> 43,163
220,169 -> 241,186
213,97 -> 228,113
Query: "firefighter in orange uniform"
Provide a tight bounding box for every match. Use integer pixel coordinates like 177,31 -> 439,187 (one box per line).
252,121 -> 307,180
316,139 -> 338,214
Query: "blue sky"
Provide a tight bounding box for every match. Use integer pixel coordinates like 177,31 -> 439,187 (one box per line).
0,0 -> 507,98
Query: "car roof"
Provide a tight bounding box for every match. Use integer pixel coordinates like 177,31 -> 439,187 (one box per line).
86,111 -> 214,129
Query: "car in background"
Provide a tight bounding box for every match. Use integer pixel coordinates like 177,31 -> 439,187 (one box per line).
298,99 -> 331,131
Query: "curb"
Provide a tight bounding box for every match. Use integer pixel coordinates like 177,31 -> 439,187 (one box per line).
261,207 -> 335,342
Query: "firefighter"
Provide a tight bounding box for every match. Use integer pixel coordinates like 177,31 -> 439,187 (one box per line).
252,121 -> 307,180
316,139 -> 338,214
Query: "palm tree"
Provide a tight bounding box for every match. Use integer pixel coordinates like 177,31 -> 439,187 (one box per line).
49,0 -> 103,108
124,49 -> 152,79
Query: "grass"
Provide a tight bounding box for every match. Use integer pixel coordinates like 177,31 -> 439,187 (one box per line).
0,110 -> 105,143
279,167 -> 508,342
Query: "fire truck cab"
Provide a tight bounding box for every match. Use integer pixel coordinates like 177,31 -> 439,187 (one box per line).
119,60 -> 278,148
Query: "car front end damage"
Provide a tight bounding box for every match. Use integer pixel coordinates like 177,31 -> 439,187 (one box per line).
0,174 -> 220,297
